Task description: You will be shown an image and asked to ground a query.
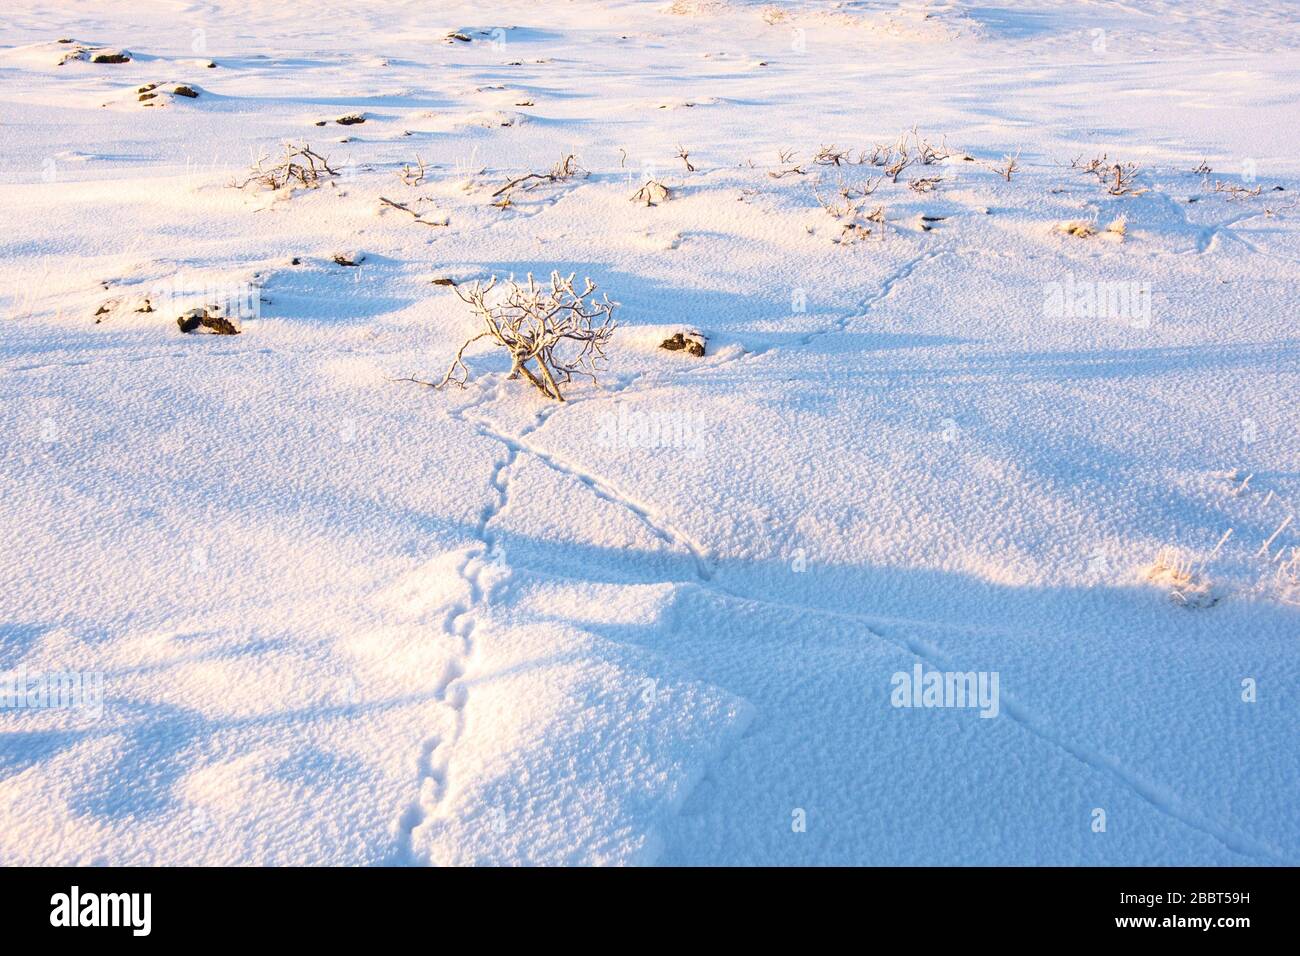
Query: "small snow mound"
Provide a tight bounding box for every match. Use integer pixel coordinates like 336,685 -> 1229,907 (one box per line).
462,110 -> 528,129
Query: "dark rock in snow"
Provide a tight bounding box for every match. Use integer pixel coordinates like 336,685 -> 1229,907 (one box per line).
660,330 -> 707,357
178,307 -> 239,335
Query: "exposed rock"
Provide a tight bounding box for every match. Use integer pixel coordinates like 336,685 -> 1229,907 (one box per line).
91,50 -> 131,64
172,85 -> 199,98
336,113 -> 366,125
631,179 -> 671,206
660,330 -> 707,357
332,251 -> 366,267
177,306 -> 239,335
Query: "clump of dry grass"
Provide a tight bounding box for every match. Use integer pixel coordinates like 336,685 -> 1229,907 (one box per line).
1053,216 -> 1128,241
1142,546 -> 1219,608
1276,547 -> 1300,606
1054,220 -> 1096,238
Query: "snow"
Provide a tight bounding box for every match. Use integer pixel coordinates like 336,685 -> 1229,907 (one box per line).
1,0 -> 1298,865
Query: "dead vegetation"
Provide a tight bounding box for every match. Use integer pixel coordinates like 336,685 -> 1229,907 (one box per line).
884,151 -> 911,183
813,182 -> 876,220
491,153 -> 587,207
1143,546 -> 1219,609
1213,180 -> 1263,201
992,150 -> 1020,182
1053,217 -> 1127,240
1070,152 -> 1143,195
1276,547 -> 1300,605
231,143 -> 339,191
830,204 -> 888,245
813,144 -> 850,167
399,155 -> 427,186
873,128 -> 951,181
1104,161 -> 1142,195
769,149 -> 808,179
764,131 -> 958,198
419,272 -> 617,402
1070,153 -> 1109,176
379,195 -> 446,226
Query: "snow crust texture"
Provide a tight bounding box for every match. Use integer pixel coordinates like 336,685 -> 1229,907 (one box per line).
1,0 -> 1298,865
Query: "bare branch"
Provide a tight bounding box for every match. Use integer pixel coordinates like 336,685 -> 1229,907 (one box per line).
230,142 -> 339,191
491,153 -> 587,203
379,195 -> 446,226
399,154 -> 426,186
427,273 -> 618,401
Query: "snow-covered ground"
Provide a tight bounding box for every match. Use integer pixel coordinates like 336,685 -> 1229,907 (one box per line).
2,0 -> 1298,866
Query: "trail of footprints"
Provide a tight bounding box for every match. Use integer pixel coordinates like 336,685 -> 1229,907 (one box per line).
392,241 -> 1282,864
